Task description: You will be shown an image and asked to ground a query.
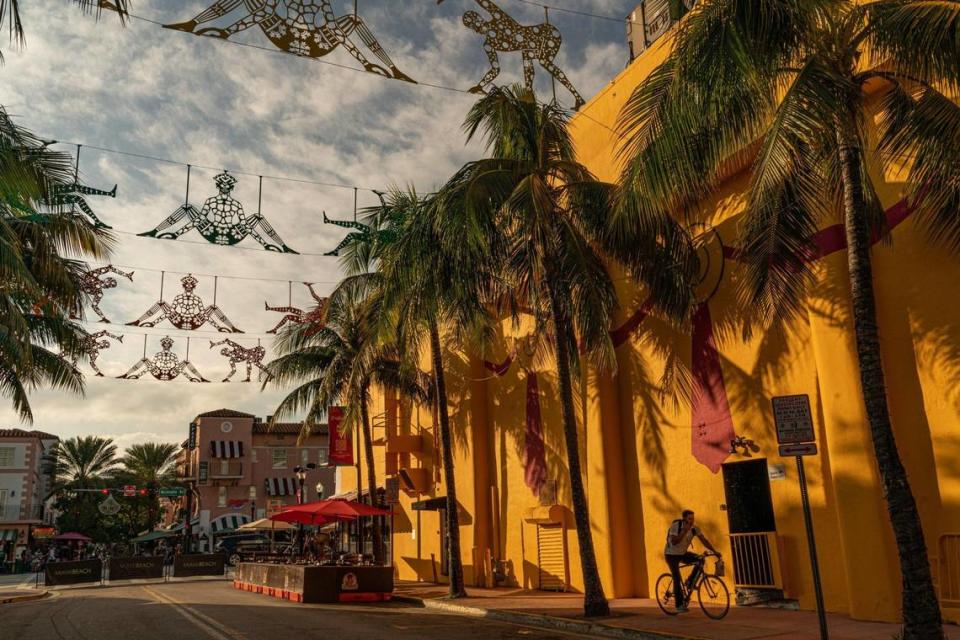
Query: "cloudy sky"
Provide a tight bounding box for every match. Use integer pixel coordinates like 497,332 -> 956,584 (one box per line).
0,0 -> 632,450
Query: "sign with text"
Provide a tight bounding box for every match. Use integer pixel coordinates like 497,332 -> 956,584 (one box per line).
45,559 -> 102,586
328,406 -> 354,466
123,485 -> 137,497
188,422 -> 197,450
173,553 -> 226,578
108,556 -> 164,581
772,394 -> 816,444
779,442 -> 818,457
159,486 -> 186,497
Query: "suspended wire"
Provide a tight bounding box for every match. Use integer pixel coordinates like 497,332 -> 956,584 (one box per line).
508,0 -> 639,24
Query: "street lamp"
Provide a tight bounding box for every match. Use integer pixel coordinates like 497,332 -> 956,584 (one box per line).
316,482 -> 324,500
294,465 -> 307,556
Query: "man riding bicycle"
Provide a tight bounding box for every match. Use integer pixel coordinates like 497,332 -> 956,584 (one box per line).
665,509 -> 720,612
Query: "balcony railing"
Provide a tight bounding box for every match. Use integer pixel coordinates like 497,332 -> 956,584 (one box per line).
0,503 -> 44,522
627,0 -> 697,61
210,461 -> 243,478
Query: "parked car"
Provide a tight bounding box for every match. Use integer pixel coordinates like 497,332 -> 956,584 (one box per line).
214,534 -> 291,565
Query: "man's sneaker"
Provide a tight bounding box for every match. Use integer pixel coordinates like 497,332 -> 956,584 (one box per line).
676,604 -> 690,613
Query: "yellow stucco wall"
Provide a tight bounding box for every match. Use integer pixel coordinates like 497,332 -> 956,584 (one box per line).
337,21 -> 960,625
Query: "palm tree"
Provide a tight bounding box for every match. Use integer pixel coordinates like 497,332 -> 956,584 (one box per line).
438,86 -> 692,617
52,435 -> 118,491
376,188 -> 495,598
0,0 -> 128,60
265,284 -> 430,564
0,109 -> 113,421
120,443 -> 178,531
616,1 -> 960,636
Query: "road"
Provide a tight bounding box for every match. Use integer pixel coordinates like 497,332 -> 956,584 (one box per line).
2,580 -> 588,640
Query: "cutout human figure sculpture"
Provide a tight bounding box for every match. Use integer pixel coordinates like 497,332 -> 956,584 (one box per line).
264,282 -> 328,334
127,274 -> 243,333
118,336 -> 210,382
139,172 -> 297,253
164,1 -> 415,82
65,330 -> 123,377
77,265 -> 134,323
438,0 -> 584,109
44,181 -> 117,229
321,191 -> 401,256
210,338 -> 273,382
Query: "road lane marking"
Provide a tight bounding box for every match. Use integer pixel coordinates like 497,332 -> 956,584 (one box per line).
141,586 -> 247,640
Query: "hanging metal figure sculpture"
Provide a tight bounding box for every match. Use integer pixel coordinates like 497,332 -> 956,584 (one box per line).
140,172 -> 297,253
264,282 -> 328,334
210,338 -> 273,382
65,330 -> 123,377
321,191 -> 400,256
44,181 -> 117,229
127,274 -> 243,333
77,265 -> 134,323
438,0 -> 584,109
164,0 -> 416,82
118,336 -> 210,382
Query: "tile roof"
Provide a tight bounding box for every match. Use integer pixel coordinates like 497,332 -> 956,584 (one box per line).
0,428 -> 59,440
195,408 -> 255,419
253,422 -> 328,436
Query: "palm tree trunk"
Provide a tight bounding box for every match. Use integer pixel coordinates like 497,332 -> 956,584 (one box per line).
838,131 -> 943,639
429,320 -> 467,598
360,384 -> 383,565
547,282 -> 610,617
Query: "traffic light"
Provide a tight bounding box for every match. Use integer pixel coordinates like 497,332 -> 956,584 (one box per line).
101,488 -> 110,495
139,488 -> 148,496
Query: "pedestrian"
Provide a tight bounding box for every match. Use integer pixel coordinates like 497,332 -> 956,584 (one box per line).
47,546 -> 57,564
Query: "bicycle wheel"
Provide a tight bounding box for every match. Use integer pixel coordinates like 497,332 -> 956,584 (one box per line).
696,575 -> 730,619
655,573 -> 682,615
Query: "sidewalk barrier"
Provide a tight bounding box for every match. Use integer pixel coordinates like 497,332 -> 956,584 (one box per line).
107,557 -> 164,582
44,560 -> 102,587
173,554 -> 227,578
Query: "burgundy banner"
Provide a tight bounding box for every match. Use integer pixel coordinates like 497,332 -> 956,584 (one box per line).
328,406 -> 354,466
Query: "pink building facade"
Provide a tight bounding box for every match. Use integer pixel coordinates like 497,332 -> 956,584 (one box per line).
0,429 -> 58,565
176,409 -> 335,543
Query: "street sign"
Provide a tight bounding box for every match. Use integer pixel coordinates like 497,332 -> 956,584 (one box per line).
188,422 -> 197,450
159,487 -> 186,497
779,442 -> 818,457
122,485 -> 137,497
772,394 -> 815,444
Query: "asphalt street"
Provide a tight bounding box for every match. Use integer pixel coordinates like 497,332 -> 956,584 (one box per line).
2,580 -> 592,640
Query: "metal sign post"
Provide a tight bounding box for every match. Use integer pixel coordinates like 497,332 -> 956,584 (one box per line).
773,394 -> 828,640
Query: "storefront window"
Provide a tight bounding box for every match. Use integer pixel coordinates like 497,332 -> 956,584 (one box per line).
0,447 -> 14,467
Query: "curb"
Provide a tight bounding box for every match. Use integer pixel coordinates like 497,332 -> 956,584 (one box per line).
0,590 -> 49,605
391,594 -> 703,640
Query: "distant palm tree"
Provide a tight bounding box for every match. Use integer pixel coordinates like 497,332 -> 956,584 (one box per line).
0,109 -> 113,421
439,86 -> 692,617
616,1 -> 960,637
265,286 -> 430,564
376,188 -> 495,598
120,443 -> 178,531
53,435 -> 118,490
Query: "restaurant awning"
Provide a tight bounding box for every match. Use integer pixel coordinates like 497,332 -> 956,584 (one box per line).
410,497 -> 447,511
210,440 -> 244,458
265,477 -> 297,496
210,514 -> 250,533
166,517 -> 200,532
131,530 -> 179,543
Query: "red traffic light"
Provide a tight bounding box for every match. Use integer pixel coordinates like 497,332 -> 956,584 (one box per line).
139,488 -> 148,496
101,489 -> 110,495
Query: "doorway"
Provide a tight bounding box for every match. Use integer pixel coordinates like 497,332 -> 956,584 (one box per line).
721,459 -> 776,534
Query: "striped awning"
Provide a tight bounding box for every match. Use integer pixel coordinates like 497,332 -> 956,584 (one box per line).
166,517 -> 200,533
265,477 -> 296,497
0,529 -> 17,541
210,514 -> 250,533
210,440 -> 244,458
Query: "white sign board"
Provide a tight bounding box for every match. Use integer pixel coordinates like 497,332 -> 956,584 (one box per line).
772,394 -> 815,444
123,485 -> 137,497
768,463 -> 786,481
779,442 -> 818,457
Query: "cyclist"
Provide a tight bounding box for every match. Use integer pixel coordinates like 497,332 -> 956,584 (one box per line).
665,509 -> 720,612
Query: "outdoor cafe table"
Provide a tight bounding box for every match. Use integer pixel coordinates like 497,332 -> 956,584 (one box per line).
234,562 -> 393,603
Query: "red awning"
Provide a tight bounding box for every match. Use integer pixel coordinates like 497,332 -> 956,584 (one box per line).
270,499 -> 390,525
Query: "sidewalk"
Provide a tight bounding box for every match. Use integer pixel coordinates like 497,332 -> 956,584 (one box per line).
393,582 -> 960,640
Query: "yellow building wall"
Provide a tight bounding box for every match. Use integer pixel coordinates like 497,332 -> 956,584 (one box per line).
342,18 -> 960,626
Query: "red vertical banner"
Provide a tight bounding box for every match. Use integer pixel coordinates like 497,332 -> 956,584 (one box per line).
328,406 -> 354,466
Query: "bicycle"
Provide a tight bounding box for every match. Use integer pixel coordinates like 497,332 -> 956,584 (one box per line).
655,551 -> 730,619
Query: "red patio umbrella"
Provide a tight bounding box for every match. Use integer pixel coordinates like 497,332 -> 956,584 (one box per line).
271,499 -> 390,525
53,532 -> 91,542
